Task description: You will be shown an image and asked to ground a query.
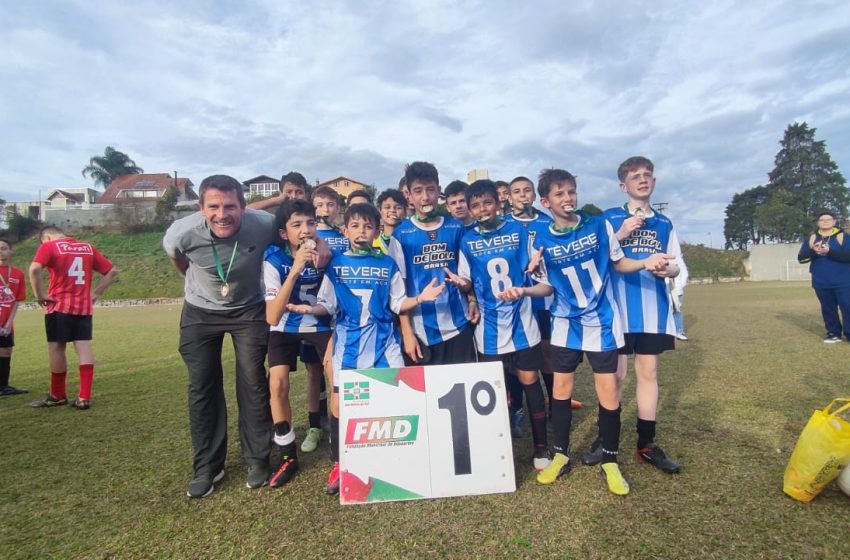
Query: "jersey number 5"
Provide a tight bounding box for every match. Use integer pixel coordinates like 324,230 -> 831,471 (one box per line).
68,257 -> 86,285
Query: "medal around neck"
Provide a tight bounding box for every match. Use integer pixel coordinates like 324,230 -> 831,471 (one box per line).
220,283 -> 230,298
208,226 -> 238,299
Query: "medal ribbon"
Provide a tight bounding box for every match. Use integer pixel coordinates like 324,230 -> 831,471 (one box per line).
209,234 -> 238,287
0,264 -> 10,292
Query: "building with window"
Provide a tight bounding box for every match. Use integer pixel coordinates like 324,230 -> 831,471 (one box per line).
315,176 -> 369,199
243,175 -> 281,197
98,174 -> 196,205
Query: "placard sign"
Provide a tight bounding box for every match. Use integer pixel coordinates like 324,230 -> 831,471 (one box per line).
338,362 -> 516,505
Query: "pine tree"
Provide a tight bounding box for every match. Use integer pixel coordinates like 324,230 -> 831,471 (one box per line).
768,122 -> 847,223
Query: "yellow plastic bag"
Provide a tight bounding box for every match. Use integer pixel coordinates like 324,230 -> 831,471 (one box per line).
784,398 -> 850,502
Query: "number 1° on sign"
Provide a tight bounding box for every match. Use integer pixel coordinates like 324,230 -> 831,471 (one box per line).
437,381 -> 497,475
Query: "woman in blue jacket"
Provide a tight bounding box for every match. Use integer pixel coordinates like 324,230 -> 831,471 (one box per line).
798,211 -> 850,343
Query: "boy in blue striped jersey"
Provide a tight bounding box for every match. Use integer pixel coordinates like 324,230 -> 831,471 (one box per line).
313,186 -> 350,256
454,180 -> 552,471
288,203 -> 444,494
597,156 -> 683,475
501,169 -> 674,495
388,162 -> 479,366
263,199 -> 332,487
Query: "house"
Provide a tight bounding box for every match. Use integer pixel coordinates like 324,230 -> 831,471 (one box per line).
98,173 -> 196,205
243,175 -> 280,198
315,176 -> 369,199
45,188 -> 101,208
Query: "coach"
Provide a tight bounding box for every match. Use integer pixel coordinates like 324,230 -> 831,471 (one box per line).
163,175 -> 279,498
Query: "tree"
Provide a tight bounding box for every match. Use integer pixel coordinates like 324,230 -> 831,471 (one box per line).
82,146 -> 144,189
2,205 -> 39,242
768,122 -> 848,226
723,122 -> 849,248
753,189 -> 808,243
154,183 -> 180,229
723,185 -> 771,249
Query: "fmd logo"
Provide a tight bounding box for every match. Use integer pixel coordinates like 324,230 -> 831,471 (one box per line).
345,415 -> 419,445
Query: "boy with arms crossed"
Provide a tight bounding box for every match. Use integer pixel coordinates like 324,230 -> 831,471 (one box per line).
289,203 -> 444,494
0,239 -> 27,396
455,180 -> 552,471
503,169 -> 673,494
263,199 -> 332,487
388,162 -> 478,366
29,226 -> 117,410
596,157 -> 682,474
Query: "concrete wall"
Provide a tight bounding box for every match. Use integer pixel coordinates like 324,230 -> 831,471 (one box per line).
43,205 -> 156,229
744,243 -> 810,281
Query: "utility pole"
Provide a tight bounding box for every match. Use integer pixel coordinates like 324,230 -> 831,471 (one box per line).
653,201 -> 669,214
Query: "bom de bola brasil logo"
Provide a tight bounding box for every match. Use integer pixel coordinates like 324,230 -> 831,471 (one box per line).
345,415 -> 419,447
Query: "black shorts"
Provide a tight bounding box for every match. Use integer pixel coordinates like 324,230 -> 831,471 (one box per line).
45,313 -> 92,343
299,341 -> 321,364
618,333 -> 675,356
0,333 -> 14,348
406,323 -> 477,366
535,310 -> 551,340
479,344 -> 542,373
268,331 -> 331,369
550,346 -> 619,374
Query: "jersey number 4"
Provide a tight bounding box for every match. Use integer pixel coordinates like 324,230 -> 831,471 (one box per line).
68,257 -> 86,285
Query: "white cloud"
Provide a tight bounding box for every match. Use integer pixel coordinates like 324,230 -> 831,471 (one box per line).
1,0 -> 849,246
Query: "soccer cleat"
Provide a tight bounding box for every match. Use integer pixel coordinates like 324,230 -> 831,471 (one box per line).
70,397 -> 91,410
268,455 -> 299,488
301,427 -> 323,453
636,443 -> 682,474
537,453 -> 572,484
326,462 -> 341,495
30,394 -> 68,408
600,463 -> 630,496
186,469 -> 225,499
675,332 -> 689,341
245,464 -> 270,489
824,335 -> 842,343
533,448 -> 553,471
510,408 -> 524,439
571,400 -> 584,410
0,385 -> 28,396
581,439 -> 604,466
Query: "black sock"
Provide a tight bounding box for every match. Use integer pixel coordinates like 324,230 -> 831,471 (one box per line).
599,405 -> 621,464
522,380 -> 548,449
0,357 -> 9,387
551,398 -> 572,455
308,411 -> 321,429
330,415 -> 340,463
274,421 -> 297,458
506,373 -> 524,413
541,372 -> 554,409
319,375 -> 328,416
637,418 -> 656,449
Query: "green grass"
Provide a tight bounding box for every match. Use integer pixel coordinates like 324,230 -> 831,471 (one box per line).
9,231 -> 184,301
1,282 -> 849,559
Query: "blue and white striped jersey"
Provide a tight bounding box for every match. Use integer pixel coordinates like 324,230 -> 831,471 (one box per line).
603,206 -> 681,336
458,221 -> 540,355
263,245 -> 331,333
317,227 -> 350,257
534,215 -> 624,352
504,211 -> 554,313
317,252 -> 405,372
388,217 -> 469,346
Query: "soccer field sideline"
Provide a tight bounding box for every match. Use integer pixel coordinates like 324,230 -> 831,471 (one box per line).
1,281 -> 848,559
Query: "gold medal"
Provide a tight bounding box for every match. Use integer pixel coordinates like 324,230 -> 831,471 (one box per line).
220,283 -> 229,298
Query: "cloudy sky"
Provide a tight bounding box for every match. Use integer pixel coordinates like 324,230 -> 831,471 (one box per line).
2,0 -> 848,246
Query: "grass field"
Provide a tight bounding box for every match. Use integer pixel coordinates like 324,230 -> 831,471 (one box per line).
1,281 -> 848,559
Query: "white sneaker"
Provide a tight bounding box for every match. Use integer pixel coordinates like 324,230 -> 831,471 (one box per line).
675,333 -> 688,341
824,335 -> 842,343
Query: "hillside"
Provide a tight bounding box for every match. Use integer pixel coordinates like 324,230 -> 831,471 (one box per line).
9,231 -> 184,301
681,243 -> 747,278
